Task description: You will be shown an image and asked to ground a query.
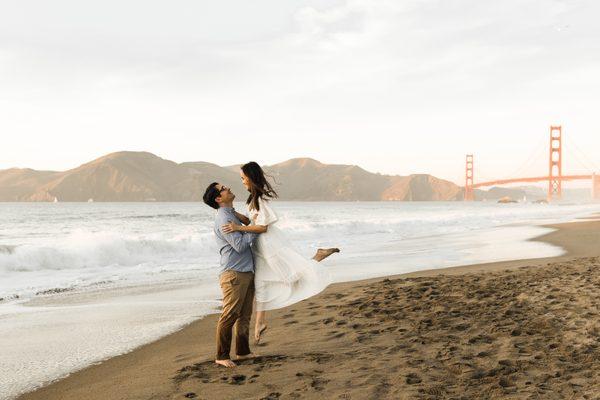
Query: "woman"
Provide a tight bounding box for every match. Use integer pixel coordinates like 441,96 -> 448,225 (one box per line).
221,161 -> 339,343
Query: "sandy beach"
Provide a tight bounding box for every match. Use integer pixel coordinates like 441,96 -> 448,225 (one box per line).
18,219 -> 600,400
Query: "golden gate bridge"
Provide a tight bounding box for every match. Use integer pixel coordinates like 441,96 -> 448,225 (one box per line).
464,126 -> 600,202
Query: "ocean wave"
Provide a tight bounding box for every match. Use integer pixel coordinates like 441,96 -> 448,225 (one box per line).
275,204 -> 590,235
125,213 -> 186,220
0,230 -> 216,273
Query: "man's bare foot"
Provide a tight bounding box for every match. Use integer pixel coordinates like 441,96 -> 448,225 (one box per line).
234,352 -> 258,361
215,359 -> 236,368
254,324 -> 268,344
312,248 -> 340,262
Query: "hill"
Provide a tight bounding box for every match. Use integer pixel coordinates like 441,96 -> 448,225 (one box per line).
0,153 -> 464,202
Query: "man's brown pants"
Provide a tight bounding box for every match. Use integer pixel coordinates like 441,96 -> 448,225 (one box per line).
216,270 -> 255,360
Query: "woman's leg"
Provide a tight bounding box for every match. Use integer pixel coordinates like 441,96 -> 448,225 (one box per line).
312,247 -> 340,262
254,310 -> 268,344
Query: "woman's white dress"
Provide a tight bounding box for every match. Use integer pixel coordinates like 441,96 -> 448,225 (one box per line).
249,198 -> 331,311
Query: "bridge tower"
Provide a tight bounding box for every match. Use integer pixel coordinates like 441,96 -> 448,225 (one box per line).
465,154 -> 474,201
548,126 -> 563,202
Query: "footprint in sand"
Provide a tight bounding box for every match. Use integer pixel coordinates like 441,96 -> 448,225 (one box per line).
305,352 -> 334,364
406,373 -> 422,384
174,353 -> 194,362
260,392 -> 281,400
310,377 -> 330,391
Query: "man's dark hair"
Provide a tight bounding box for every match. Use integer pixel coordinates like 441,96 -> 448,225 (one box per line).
203,182 -> 221,209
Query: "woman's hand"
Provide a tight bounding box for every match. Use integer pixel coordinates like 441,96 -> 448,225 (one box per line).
234,211 -> 251,226
221,222 -> 240,234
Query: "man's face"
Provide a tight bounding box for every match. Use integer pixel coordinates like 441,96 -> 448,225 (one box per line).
216,183 -> 235,204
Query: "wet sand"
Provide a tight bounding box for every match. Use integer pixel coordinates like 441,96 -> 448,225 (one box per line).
19,220 -> 600,400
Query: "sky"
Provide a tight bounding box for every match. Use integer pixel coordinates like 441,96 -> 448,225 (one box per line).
1,0 -> 600,185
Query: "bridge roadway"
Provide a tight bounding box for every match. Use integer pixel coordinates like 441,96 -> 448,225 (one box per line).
472,175 -> 594,188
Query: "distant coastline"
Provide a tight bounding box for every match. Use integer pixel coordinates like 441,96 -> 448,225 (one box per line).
0,151 -> 585,203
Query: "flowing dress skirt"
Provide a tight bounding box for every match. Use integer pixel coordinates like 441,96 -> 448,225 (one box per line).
253,224 -> 331,311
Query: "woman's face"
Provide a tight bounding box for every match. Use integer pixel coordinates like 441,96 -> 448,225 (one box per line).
240,170 -> 251,191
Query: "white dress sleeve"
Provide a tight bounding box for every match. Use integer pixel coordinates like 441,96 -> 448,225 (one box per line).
246,203 -> 258,223
255,198 -> 278,226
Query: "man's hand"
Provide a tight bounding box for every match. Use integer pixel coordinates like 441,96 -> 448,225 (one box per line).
222,222 -> 240,234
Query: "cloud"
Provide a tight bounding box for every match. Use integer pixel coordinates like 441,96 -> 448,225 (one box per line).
0,0 -> 599,183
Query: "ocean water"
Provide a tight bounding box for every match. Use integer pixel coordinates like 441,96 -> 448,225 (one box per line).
1,201 -> 599,399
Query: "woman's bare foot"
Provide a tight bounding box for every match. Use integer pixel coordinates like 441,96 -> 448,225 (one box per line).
312,247 -> 340,262
254,324 -> 268,344
215,359 -> 236,368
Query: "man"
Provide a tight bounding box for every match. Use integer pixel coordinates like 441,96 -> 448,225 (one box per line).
203,182 -> 257,368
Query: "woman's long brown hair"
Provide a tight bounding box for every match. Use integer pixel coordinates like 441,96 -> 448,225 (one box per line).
241,161 -> 278,211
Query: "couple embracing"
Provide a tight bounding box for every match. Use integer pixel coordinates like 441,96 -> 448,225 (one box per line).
203,162 -> 339,368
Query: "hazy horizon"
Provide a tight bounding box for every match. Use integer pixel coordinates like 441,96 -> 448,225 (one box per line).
1,0 -> 600,185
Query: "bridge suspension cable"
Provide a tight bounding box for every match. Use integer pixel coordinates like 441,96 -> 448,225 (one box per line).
476,130 -> 547,186
564,135 -> 600,173
565,145 -> 594,173
498,131 -> 547,182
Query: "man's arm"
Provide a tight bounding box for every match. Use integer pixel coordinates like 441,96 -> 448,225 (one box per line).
216,211 -> 256,252
222,222 -> 267,234
221,228 -> 257,253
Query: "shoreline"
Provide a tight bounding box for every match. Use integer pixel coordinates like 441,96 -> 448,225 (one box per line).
16,218 -> 600,400
1,216 -> 571,398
